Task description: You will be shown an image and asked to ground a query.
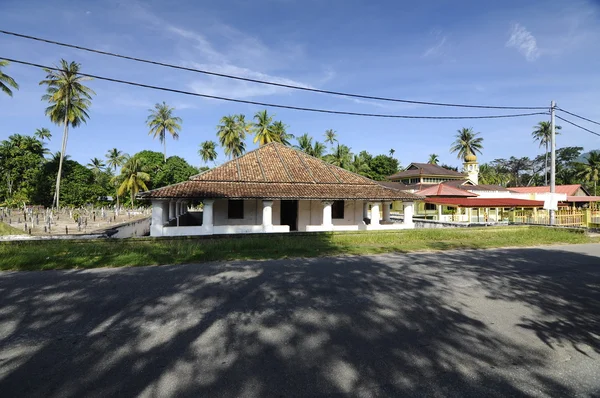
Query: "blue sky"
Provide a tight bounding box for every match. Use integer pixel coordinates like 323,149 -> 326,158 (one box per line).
1,0 -> 599,169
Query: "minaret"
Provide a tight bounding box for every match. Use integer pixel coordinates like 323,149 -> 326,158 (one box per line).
463,153 -> 479,185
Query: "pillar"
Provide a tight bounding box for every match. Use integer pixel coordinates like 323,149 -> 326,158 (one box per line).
202,199 -> 214,234
437,204 -> 443,221
169,201 -> 176,220
262,200 -> 273,232
495,207 -> 499,222
150,200 -> 169,237
404,202 -> 414,226
175,201 -> 181,217
371,202 -> 380,226
322,201 -> 334,228
383,201 -> 392,222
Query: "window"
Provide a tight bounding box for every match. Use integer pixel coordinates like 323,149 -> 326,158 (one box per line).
332,200 -> 345,219
228,200 -> 244,219
425,203 -> 437,211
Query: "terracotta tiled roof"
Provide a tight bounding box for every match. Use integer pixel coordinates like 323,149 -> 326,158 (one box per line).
388,163 -> 466,180
417,184 -> 478,197
441,180 -> 510,192
507,185 -> 584,196
140,143 -> 422,201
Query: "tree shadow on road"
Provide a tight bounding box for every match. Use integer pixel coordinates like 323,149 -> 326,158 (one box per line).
0,245 -> 598,397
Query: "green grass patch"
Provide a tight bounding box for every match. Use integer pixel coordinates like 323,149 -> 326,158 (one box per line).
0,222 -> 26,236
0,226 -> 595,271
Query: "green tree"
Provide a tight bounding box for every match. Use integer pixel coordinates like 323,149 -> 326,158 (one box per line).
106,148 -> 129,210
271,121 -> 294,146
428,154 -> 439,165
112,158 -> 151,206
295,134 -> 326,158
199,140 -> 218,165
556,146 -> 583,185
0,60 -> 19,97
389,148 -> 395,157
34,128 -> 52,141
532,121 -> 562,185
450,127 -> 483,160
324,129 -> 337,147
131,150 -> 164,190
39,59 -> 95,209
87,157 -> 105,175
368,154 -> 400,181
577,151 -> 600,195
217,115 -> 247,159
0,135 -> 46,205
351,151 -> 372,176
252,110 -> 277,146
147,102 -> 182,162
326,144 -> 353,169
154,156 -> 199,188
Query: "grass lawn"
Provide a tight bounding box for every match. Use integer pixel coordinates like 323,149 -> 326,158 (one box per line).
0,226 -> 596,271
0,222 -> 25,236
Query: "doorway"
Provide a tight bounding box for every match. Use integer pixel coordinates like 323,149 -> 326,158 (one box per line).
280,200 -> 298,231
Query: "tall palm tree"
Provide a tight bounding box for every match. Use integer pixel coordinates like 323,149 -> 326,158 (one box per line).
217,115 -> 246,159
326,144 -> 353,169
87,157 -> 105,174
295,133 -> 313,154
252,110 -> 277,146
0,60 -> 19,97
389,149 -> 395,157
106,148 -> 128,211
324,129 -> 337,147
271,121 -> 294,145
34,128 -> 52,141
40,59 -> 95,210
112,158 -> 151,206
532,121 -> 562,185
577,152 -> 600,195
450,127 -> 484,160
428,154 -> 439,165
147,102 -> 182,162
199,140 -> 218,165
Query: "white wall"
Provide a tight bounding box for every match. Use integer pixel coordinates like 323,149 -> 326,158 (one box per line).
297,200 -> 365,231
213,199 -> 282,226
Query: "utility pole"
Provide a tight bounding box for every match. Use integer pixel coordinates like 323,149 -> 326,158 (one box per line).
550,100 -> 556,225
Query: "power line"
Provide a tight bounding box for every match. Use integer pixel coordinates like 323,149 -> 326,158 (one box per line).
556,107 -> 600,127
0,29 -> 549,111
555,115 -> 600,137
3,57 -> 551,120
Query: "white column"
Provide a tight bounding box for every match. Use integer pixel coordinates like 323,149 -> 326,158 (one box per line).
437,204 -> 443,221
322,200 -> 334,228
150,200 -> 168,237
404,202 -> 414,226
383,201 -> 392,222
262,200 -> 273,232
371,202 -> 380,226
202,199 -> 214,234
181,201 -> 187,215
175,201 -> 180,217
495,207 -> 499,222
169,201 -> 176,220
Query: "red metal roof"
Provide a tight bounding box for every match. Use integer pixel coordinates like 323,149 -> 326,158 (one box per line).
424,197 -> 545,208
417,184 -> 478,197
507,185 -> 582,195
564,196 -> 600,203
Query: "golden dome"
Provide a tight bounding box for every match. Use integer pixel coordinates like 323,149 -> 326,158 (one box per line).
464,153 -> 477,163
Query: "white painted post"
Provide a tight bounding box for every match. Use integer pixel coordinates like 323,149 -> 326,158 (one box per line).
437,204 -> 443,221
383,201 -> 392,222
404,202 -> 414,226
371,203 -> 380,226
322,200 -> 334,228
169,201 -> 176,220
202,199 -> 214,234
495,207 -> 499,222
262,200 -> 273,232
150,200 -> 167,237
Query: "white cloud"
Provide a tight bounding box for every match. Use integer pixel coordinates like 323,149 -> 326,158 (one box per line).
423,36 -> 447,57
506,23 -> 540,61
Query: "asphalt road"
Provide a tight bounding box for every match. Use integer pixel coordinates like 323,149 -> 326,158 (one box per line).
1,244 -> 599,398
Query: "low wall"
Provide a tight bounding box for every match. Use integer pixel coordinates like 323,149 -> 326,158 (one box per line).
391,216 -> 508,229
102,217 -> 151,238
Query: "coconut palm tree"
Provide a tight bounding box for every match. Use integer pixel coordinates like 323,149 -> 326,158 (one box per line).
324,129 -> 337,147
252,110 -> 277,146
34,128 -> 52,141
147,102 -> 182,162
112,158 -> 151,206
295,133 -> 326,158
199,140 -> 218,165
87,157 -> 105,174
0,60 -> 19,97
389,149 -> 395,157
450,127 -> 484,160
428,154 -> 439,165
532,121 -> 562,185
577,151 -> 600,195
271,121 -> 294,146
217,115 -> 246,159
106,148 -> 128,211
326,144 -> 353,169
39,59 -> 95,210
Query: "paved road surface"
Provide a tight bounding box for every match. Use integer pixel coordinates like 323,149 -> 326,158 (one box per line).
1,244 -> 599,397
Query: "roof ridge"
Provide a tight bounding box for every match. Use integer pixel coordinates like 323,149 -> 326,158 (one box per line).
255,150 -> 267,181
295,150 -> 317,183
272,143 -> 294,182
